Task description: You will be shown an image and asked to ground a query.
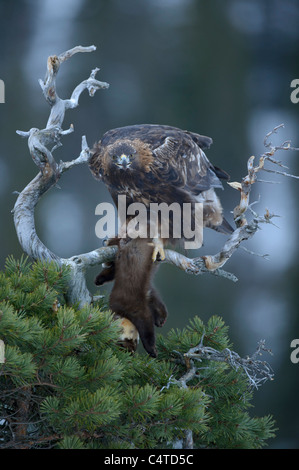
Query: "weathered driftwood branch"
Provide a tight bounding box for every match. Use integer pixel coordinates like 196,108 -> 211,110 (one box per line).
162,335 -> 274,449
13,46 -> 110,307
199,123 -> 299,276
164,336 -> 274,392
184,337 -> 274,390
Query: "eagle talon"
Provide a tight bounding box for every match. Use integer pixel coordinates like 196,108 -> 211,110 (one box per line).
151,238 -> 165,262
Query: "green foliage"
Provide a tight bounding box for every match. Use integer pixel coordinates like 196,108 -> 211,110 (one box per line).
0,256 -> 276,449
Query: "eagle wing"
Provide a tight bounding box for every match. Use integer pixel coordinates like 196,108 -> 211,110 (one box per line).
152,133 -> 224,194
129,124 -> 229,195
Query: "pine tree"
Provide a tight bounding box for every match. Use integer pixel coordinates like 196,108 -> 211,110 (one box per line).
0,256 -> 276,449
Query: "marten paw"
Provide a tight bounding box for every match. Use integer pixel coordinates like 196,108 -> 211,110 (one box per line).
94,263 -> 116,286
94,273 -> 106,286
154,311 -> 168,328
151,299 -> 168,327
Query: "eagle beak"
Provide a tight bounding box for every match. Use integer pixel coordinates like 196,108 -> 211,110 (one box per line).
117,154 -> 131,169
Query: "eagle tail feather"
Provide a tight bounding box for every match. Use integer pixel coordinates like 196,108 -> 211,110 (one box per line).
213,165 -> 230,181
211,217 -> 234,235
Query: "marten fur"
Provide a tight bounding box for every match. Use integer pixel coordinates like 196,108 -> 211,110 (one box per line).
95,237 -> 168,357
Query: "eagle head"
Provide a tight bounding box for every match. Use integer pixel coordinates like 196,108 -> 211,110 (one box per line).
89,136 -> 154,179
108,142 -> 137,170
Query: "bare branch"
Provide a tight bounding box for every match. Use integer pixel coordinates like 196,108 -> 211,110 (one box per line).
263,123 -> 285,148
162,248 -> 239,282
161,334 -> 274,449
262,166 -> 299,180
229,123 -> 299,227
183,336 -> 274,390
66,68 -> 109,108
58,136 -> 90,172
37,45 -> 109,129
13,45 -> 109,305
58,44 -> 97,63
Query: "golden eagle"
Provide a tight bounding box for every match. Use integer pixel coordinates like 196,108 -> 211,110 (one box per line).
89,124 -> 232,356
89,123 -> 232,248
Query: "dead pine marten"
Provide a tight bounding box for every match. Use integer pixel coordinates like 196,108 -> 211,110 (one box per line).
95,237 -> 168,357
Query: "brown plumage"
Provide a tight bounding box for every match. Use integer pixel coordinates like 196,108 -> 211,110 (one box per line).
95,237 -> 168,357
89,124 -> 233,237
89,124 -> 232,356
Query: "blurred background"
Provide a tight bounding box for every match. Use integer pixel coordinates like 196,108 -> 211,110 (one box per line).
0,0 -> 298,448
